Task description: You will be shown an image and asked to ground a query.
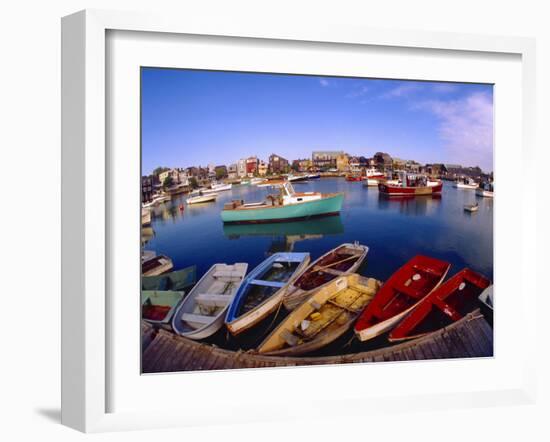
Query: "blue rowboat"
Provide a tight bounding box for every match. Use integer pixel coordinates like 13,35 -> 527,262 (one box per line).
225,252 -> 310,335
221,181 -> 344,224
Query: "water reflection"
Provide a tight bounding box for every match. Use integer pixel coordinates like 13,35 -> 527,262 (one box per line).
377,194 -> 442,216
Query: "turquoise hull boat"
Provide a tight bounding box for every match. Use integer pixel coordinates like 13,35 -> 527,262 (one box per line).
221,193 -> 344,224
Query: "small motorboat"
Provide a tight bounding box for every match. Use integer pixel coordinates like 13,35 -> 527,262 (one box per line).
282,242 -> 369,311
464,203 -> 479,212
476,182 -> 494,198
258,274 -> 381,356
354,255 -> 451,342
186,190 -> 218,204
388,268 -> 491,342
345,174 -> 363,182
141,250 -> 174,276
287,174 -> 310,183
307,173 -> 321,180
142,290 -> 185,328
378,172 -> 443,196
453,177 -> 478,189
225,252 -> 311,335
171,263 -> 248,340
210,182 -> 232,192
142,265 -> 197,292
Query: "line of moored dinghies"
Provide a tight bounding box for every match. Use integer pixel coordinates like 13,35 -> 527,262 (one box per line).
141,243 -> 493,356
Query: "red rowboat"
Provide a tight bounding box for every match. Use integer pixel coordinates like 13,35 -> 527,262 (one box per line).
345,175 -> 363,182
388,268 -> 490,342
354,255 -> 450,342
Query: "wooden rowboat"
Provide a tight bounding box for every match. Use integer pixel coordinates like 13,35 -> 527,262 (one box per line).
282,243 -> 369,311
464,203 -> 479,212
388,268 -> 490,342
225,252 -> 310,336
354,255 -> 451,342
171,263 -> 248,340
141,290 -> 185,328
142,265 -> 197,292
142,250 -> 174,276
258,274 -> 381,356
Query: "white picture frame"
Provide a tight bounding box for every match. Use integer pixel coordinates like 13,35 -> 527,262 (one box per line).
61,9 -> 538,433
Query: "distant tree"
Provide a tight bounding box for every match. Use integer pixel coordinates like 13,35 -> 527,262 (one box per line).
215,169 -> 226,180
162,176 -> 174,189
189,177 -> 199,189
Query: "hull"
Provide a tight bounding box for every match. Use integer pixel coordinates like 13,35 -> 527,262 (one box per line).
283,242 -> 369,311
345,176 -> 362,182
171,263 -> 248,340
258,274 -> 380,356
378,181 -> 443,196
454,183 -> 478,189
354,255 -> 451,342
142,265 -> 197,292
187,194 -> 217,204
476,188 -> 494,198
142,290 -> 185,327
221,193 -> 344,223
389,269 -> 490,342
142,255 -> 173,277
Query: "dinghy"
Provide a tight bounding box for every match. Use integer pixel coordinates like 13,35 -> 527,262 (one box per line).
388,268 -> 490,342
258,274 -> 381,356
142,290 -> 185,328
142,265 -> 197,292
225,252 -> 311,335
282,243 -> 369,311
142,250 -> 174,276
464,203 -> 479,212
171,263 -> 248,340
354,255 -> 451,342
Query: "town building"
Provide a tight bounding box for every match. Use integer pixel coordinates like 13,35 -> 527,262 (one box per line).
141,176 -> 154,202
214,165 -> 228,179
268,153 -> 289,174
159,168 -> 189,186
227,163 -> 238,179
312,150 -> 344,171
246,156 -> 259,176
336,153 -> 349,172
237,159 -> 247,178
258,160 -> 268,176
292,158 -> 312,172
373,152 -> 393,170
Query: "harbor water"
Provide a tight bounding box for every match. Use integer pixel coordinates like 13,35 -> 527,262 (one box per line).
143,178 -> 493,284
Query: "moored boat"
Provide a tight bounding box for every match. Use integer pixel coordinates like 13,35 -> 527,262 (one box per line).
225,252 -> 310,335
221,181 -> 344,224
142,265 -> 197,291
142,250 -> 174,276
142,290 -> 185,327
476,182 -> 494,198
378,172 -> 443,196
141,208 -> 151,226
287,174 -> 310,182
258,274 -> 381,356
171,263 -> 248,340
388,268 -> 490,342
345,174 -> 363,182
464,202 -> 479,212
354,255 -> 451,342
307,173 -> 321,179
453,177 -> 478,189
186,190 -> 218,204
250,177 -> 268,185
210,182 -> 232,192
282,242 -> 369,311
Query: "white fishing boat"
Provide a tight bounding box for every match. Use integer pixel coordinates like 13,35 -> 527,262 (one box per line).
172,263 -> 248,339
476,182 -> 494,198
464,202 -> 479,212
186,190 -> 218,204
210,182 -> 233,192
453,177 -> 478,189
250,177 -> 268,185
142,193 -> 170,208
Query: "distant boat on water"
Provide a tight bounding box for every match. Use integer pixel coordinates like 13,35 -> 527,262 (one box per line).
476,182 -> 494,198
378,172 -> 443,196
221,181 -> 343,224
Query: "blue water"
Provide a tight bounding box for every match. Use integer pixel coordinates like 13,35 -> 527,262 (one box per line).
143,179 -> 493,283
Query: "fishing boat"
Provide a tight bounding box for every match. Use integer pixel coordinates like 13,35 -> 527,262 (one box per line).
464,202 -> 479,212
258,274 -> 381,356
250,177 -> 268,185
354,255 -> 451,342
186,190 -> 218,204
141,208 -> 151,226
225,252 -> 311,335
378,172 -> 443,196
476,182 -> 494,198
142,290 -> 185,327
282,242 -> 369,311
287,174 -> 310,182
171,263 -> 248,340
307,173 -> 321,179
453,177 -> 478,189
142,193 -> 170,208
345,174 -> 363,182
142,250 -> 174,276
142,265 -> 197,291
388,268 -> 490,342
478,285 -> 493,311
221,180 -> 344,224
240,179 -> 250,185
210,182 -> 232,192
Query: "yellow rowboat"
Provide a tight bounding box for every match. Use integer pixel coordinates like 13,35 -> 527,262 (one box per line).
257,274 -> 381,356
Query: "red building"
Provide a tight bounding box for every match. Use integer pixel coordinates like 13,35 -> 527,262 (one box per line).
246,156 -> 259,175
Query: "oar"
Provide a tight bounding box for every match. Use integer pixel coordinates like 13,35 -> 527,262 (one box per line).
313,254 -> 359,272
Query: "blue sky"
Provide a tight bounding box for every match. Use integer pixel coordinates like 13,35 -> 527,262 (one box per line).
141,68 -> 493,174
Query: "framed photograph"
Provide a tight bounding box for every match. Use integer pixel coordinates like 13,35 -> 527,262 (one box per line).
61,9 -> 537,433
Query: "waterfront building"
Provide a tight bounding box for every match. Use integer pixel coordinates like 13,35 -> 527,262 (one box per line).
348,156 -> 361,173
268,153 -> 289,174
237,159 -> 247,178
159,168 -> 189,187
215,165 -> 228,179
312,150 -> 344,171
141,176 -> 154,202
373,152 -> 393,170
292,158 -> 312,172
423,163 -> 447,177
336,153 -> 349,172
228,163 -> 238,179
246,156 -> 259,176
258,160 -> 268,176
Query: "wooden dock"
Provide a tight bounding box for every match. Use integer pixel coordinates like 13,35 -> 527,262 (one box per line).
142,310 -> 493,373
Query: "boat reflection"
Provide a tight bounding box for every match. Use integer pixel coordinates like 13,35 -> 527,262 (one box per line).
223,215 -> 345,252
377,193 -> 442,216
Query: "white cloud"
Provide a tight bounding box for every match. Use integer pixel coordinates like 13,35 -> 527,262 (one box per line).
319,78 -> 330,87
414,92 -> 494,171
346,85 -> 369,99
381,83 -> 423,99
432,83 -> 457,94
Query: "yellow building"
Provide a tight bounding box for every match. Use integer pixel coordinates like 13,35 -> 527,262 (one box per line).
336,153 -> 350,172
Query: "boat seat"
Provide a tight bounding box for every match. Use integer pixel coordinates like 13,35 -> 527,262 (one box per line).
213,270 -> 242,280
433,299 -> 462,321
181,313 -> 212,329
195,293 -> 232,308
249,279 -> 286,288
396,284 -> 422,299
